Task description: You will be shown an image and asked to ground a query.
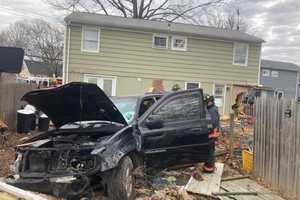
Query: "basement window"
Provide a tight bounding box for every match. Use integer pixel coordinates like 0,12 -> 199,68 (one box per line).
185,82 -> 200,90
153,34 -> 168,48
82,26 -> 100,52
171,36 -> 187,51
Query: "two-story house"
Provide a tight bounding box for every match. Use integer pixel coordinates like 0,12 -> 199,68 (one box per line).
63,12 -> 264,115
260,60 -> 300,99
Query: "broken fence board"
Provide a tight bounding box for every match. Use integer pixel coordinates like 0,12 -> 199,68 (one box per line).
185,163 -> 224,195
0,181 -> 47,200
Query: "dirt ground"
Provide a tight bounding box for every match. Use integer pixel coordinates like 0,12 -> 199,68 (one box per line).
0,119 -> 254,200
0,133 -> 29,177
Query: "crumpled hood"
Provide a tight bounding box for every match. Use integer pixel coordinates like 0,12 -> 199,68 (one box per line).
21,82 -> 127,127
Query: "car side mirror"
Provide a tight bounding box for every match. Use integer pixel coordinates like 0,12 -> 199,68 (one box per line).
145,115 -> 164,129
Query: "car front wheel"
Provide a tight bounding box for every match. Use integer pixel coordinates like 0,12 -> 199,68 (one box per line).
108,156 -> 135,200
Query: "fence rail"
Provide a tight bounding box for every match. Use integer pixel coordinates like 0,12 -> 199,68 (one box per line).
254,97 -> 300,199
0,83 -> 36,130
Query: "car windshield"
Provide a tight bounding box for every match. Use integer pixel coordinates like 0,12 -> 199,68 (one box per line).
112,97 -> 138,123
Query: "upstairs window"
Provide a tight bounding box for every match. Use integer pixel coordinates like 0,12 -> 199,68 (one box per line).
171,36 -> 187,51
233,43 -> 249,66
153,34 -> 168,48
271,70 -> 279,77
82,26 -> 100,52
262,69 -> 270,77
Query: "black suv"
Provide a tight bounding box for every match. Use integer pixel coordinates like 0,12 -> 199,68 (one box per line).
10,82 -> 212,200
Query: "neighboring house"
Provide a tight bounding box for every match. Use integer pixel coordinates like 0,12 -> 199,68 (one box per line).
260,60 -> 300,99
17,60 -> 63,87
64,12 -> 264,115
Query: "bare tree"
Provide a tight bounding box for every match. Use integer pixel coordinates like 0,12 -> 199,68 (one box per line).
0,19 -> 63,77
206,8 -> 249,32
47,0 -> 227,22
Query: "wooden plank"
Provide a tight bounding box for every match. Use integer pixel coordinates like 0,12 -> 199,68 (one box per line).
0,181 -> 47,200
185,163 -> 224,195
0,192 -> 17,200
220,178 -> 286,200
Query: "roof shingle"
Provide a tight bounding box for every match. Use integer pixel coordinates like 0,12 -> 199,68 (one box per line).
65,12 -> 264,43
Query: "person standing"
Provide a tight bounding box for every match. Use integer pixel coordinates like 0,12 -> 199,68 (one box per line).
203,94 -> 220,173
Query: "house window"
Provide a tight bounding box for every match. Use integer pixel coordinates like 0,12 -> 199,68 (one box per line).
171,36 -> 187,51
275,90 -> 284,99
214,84 -> 225,114
233,43 -> 249,66
82,26 -> 100,52
185,82 -> 200,90
153,34 -> 168,48
84,75 -> 116,96
271,71 -> 279,77
262,69 -> 270,77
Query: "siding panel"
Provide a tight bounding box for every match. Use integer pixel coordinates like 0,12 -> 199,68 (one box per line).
67,25 -> 261,85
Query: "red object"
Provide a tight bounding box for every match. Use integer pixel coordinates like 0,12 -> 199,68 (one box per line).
208,129 -> 220,139
203,163 -> 215,173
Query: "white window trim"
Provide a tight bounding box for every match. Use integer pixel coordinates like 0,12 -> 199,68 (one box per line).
81,25 -> 100,53
152,34 -> 168,49
262,69 -> 270,77
185,82 -> 201,90
233,42 -> 249,66
171,36 -> 188,51
83,74 -> 117,96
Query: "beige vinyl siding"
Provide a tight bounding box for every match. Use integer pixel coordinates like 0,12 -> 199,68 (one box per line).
67,25 -> 260,85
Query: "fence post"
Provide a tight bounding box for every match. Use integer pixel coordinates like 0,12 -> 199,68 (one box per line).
229,113 -> 235,158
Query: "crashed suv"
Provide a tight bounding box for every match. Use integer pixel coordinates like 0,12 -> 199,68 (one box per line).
10,82 -> 212,200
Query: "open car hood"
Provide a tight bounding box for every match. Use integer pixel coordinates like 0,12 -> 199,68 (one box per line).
21,82 -> 127,127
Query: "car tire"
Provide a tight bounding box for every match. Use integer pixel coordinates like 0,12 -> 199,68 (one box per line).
108,156 -> 135,200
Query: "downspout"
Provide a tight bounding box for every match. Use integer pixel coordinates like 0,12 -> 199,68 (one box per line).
65,23 -> 71,84
257,43 -> 263,85
62,25 -> 67,84
296,71 -> 299,100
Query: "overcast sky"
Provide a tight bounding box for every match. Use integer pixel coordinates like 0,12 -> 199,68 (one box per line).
0,0 -> 299,64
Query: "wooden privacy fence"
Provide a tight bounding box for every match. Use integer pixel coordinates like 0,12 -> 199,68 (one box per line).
0,83 -> 36,130
254,97 -> 300,199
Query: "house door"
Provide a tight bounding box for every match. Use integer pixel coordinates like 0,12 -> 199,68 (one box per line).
84,74 -> 116,96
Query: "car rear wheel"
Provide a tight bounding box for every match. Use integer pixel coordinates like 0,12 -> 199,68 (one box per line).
108,156 -> 135,200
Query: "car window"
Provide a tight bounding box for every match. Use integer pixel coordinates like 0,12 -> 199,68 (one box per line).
139,97 -> 156,117
112,97 -> 138,123
152,93 -> 201,123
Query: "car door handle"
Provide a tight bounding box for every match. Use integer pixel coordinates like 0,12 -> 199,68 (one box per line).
189,128 -> 202,133
147,133 -> 165,139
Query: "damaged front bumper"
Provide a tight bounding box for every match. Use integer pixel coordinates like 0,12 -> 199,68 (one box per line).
7,174 -> 93,197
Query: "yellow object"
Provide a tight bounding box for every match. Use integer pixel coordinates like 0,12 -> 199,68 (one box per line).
242,150 -> 253,173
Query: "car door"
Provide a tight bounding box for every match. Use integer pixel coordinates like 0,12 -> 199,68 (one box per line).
136,89 -> 211,168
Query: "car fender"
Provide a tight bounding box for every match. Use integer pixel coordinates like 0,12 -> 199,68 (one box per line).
92,126 -> 137,171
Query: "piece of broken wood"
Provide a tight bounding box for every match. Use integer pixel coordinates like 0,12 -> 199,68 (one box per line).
212,191 -> 258,196
221,175 -> 250,182
185,163 -> 224,196
0,181 -> 47,200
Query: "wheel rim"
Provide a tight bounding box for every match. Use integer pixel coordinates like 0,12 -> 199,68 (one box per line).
125,167 -> 133,198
